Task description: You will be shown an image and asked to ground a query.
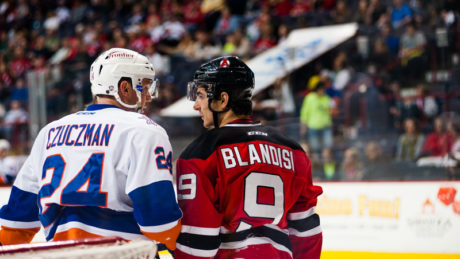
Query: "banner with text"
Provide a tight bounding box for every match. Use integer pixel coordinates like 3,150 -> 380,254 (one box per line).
317,181 -> 460,254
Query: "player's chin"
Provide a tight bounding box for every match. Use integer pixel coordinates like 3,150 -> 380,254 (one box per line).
203,120 -> 212,129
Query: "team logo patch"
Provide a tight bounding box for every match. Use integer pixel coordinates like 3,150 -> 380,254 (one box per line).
220,58 -> 230,68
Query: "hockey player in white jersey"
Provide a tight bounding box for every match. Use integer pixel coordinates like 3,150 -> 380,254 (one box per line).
0,48 -> 182,251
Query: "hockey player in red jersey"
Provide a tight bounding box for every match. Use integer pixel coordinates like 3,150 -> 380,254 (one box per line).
175,56 -> 323,259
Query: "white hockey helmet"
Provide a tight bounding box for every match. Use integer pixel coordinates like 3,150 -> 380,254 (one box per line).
90,48 -> 159,109
0,139 -> 10,152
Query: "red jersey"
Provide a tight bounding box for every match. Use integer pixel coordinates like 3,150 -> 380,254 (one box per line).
175,120 -> 323,259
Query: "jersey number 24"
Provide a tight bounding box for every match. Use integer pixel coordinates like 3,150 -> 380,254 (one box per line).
38,153 -> 107,215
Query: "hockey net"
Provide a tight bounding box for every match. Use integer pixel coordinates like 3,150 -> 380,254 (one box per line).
0,236 -> 157,259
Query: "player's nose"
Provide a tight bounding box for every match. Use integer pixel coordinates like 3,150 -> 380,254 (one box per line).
193,101 -> 200,111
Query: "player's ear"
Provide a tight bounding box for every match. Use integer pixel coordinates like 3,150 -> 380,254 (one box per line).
220,92 -> 229,107
118,80 -> 130,96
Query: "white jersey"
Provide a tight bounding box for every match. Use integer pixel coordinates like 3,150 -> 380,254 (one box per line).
0,104 -> 182,246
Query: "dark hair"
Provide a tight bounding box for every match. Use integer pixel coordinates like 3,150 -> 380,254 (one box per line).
231,99 -> 253,115
314,81 -> 326,91
118,77 -> 132,88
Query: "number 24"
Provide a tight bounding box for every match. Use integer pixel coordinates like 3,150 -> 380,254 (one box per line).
39,153 -> 107,215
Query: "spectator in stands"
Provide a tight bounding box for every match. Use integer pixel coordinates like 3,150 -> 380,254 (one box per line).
290,0 -> 310,18
128,23 -> 152,54
0,139 -> 26,185
253,22 -> 276,55
352,0 -> 370,26
253,76 -> 296,122
64,39 -> 91,77
151,13 -> 186,47
380,23 -> 400,55
44,28 -> 61,53
222,29 -> 251,59
30,35 -> 52,61
420,116 -> 453,157
0,100 -> 28,143
362,141 -> 392,179
300,81 -> 333,154
191,29 -> 222,61
277,24 -> 290,44
330,0 -> 351,24
8,46 -> 31,80
127,3 -> 145,27
272,0 -> 292,17
200,0 -> 225,32
417,117 -> 458,170
145,45 -> 169,76
370,37 -> 395,73
368,0 -> 387,25
340,147 -> 364,180
396,118 -> 425,161
214,6 -> 240,43
447,120 -> 460,176
393,92 -> 422,130
364,141 -> 387,164
157,32 -> 196,59
246,7 -> 271,43
3,100 -> 27,124
183,0 -> 204,32
318,147 -> 338,181
272,76 -> 296,118
319,70 -> 340,118
414,83 -> 439,124
0,60 -> 13,96
391,0 -> 413,30
9,77 -> 28,107
399,23 -> 427,83
331,51 -> 351,92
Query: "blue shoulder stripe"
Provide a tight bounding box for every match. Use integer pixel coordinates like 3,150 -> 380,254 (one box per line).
129,180 -> 182,227
0,186 -> 39,222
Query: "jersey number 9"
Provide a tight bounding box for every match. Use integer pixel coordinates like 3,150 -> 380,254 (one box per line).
178,171 -> 284,225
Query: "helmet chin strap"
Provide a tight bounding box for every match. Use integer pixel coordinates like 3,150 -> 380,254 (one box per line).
208,100 -> 229,129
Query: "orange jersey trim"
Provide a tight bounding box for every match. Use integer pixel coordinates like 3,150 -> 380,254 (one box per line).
141,220 -> 181,250
0,226 -> 40,245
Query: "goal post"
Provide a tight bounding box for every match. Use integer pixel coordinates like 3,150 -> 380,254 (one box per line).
0,236 -> 157,259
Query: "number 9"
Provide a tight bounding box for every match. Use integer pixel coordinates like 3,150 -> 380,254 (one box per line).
244,172 -> 284,225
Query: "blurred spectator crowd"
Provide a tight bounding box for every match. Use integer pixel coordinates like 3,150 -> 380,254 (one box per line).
0,0 -> 460,181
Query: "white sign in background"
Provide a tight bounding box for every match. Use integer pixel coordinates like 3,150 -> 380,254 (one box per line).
160,23 -> 358,117
317,181 -> 460,254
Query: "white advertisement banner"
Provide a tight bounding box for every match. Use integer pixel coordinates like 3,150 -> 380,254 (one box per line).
160,23 -> 358,117
317,181 -> 460,254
